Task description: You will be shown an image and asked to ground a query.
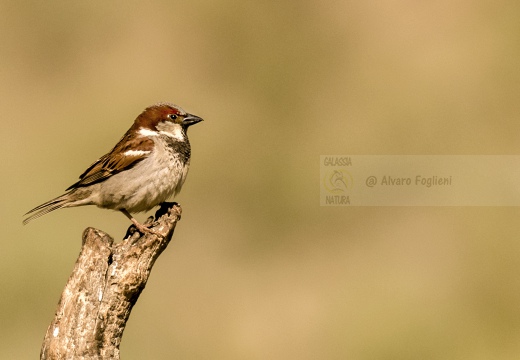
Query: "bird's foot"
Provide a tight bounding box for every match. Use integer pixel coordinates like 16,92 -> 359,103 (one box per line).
120,209 -> 164,238
129,218 -> 164,238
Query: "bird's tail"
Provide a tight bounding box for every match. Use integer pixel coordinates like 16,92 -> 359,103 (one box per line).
23,192 -> 74,225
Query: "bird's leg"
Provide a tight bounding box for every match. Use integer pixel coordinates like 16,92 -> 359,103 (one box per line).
120,209 -> 163,237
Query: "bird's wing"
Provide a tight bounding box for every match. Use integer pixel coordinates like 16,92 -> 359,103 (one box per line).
66,134 -> 154,190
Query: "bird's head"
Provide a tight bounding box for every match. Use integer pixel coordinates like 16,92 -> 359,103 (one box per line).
134,102 -> 203,139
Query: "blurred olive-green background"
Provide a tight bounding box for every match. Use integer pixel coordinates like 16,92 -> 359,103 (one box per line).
2,1 -> 520,359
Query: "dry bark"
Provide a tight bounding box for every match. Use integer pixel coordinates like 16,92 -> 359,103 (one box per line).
40,202 -> 182,360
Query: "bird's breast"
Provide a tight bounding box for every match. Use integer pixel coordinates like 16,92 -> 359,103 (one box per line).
95,136 -> 191,212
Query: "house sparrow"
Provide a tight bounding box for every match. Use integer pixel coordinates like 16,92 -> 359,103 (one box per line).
23,102 -> 203,235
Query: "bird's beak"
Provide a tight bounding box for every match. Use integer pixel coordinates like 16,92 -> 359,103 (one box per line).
183,113 -> 204,127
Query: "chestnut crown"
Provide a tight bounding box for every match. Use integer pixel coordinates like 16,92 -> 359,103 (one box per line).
133,102 -> 203,131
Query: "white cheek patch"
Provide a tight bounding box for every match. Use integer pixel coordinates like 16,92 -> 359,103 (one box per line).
124,149 -> 151,156
157,123 -> 185,141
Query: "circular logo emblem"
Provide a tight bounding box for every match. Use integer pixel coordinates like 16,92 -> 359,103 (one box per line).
323,169 -> 353,194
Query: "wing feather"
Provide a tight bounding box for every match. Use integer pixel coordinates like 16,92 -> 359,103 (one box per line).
67,133 -> 154,190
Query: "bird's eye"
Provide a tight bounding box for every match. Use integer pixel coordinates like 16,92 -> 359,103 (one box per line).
168,114 -> 178,120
